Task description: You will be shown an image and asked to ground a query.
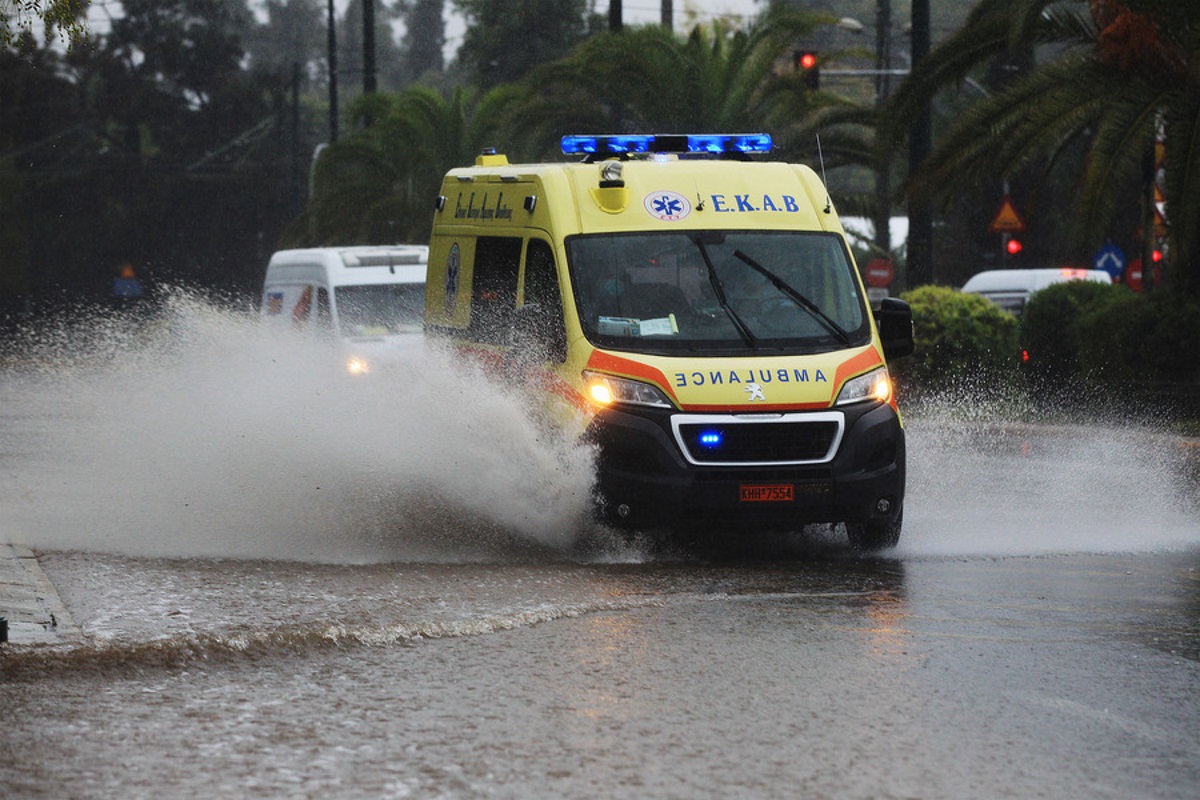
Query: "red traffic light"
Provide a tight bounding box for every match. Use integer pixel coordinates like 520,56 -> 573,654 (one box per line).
1006,238 -> 1023,256
795,51 -> 820,89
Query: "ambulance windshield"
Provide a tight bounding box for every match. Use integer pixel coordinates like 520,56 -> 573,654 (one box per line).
334,284 -> 425,337
567,231 -> 870,354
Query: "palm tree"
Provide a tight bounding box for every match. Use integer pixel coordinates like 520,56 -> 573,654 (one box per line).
289,83 -> 525,245
508,7 -> 872,169
885,0 -> 1200,296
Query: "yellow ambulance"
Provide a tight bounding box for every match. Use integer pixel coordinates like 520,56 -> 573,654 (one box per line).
424,134 -> 913,549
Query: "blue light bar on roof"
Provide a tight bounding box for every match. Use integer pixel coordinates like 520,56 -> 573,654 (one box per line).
561,133 -> 772,156
561,135 -> 650,154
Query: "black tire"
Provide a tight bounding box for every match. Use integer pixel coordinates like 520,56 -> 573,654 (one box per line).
846,506 -> 902,552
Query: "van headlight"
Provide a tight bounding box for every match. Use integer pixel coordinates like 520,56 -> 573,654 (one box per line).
583,371 -> 673,408
835,367 -> 891,406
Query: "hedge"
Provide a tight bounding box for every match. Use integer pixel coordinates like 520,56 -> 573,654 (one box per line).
894,285 -> 1020,394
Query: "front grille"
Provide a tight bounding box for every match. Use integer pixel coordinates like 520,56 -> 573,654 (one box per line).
673,412 -> 843,466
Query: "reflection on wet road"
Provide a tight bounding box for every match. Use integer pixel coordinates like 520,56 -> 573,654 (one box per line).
2,549 -> 1199,799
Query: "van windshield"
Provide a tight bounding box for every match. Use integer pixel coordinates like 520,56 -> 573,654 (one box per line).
334,284 -> 425,336
566,231 -> 870,354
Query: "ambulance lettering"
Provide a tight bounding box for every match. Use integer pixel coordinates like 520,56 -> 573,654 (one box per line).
455,191 -> 514,221
711,194 -> 802,213
673,368 -> 828,387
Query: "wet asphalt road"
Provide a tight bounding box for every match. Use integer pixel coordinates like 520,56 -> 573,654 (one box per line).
2,318 -> 1199,798
2,546 -> 1198,799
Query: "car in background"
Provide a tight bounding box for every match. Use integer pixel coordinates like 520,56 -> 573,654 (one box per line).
261,245 -> 428,374
961,268 -> 1112,316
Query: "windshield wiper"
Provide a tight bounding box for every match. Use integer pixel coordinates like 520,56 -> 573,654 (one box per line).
732,250 -> 851,345
693,236 -> 757,347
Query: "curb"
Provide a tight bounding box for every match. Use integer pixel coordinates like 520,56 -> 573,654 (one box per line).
0,543 -> 82,646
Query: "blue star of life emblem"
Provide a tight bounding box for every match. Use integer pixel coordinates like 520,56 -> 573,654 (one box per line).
643,190 -> 691,221
654,195 -> 682,216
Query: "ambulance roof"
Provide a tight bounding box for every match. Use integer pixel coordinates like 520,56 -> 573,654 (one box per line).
438,134 -> 838,236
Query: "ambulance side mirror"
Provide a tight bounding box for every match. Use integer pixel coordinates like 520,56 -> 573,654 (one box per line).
875,297 -> 914,361
512,303 -> 567,364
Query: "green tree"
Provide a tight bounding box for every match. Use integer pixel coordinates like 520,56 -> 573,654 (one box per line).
2,0 -> 305,307
400,0 -> 445,80
885,0 -> 1200,297
242,0 -> 327,80
1,0 -> 89,48
100,0 -> 255,160
453,0 -> 598,89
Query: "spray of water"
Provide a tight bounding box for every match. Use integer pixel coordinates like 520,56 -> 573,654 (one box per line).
1,292 -> 1196,563
0,289 -> 599,563
900,382 -> 1200,556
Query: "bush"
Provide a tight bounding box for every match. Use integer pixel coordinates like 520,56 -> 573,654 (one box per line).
1076,290 -> 1200,389
1015,285 -> 1200,420
1021,279 -> 1128,391
895,285 -> 1020,395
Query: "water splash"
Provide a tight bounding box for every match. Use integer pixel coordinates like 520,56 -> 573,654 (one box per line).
2,292 -> 1196,562
0,289 -> 598,562
900,384 -> 1200,556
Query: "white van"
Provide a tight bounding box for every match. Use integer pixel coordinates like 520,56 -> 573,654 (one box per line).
961,268 -> 1112,316
261,245 -> 428,373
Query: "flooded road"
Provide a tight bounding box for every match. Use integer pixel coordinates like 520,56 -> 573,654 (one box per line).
2,296 -> 1199,798
3,549 -> 1199,799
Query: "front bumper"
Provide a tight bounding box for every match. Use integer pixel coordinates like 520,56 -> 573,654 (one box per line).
586,401 -> 905,532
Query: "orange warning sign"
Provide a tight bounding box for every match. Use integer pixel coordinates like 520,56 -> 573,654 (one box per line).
988,195 -> 1027,233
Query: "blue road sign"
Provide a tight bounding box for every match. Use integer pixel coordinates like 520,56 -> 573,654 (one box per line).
1093,243 -> 1126,280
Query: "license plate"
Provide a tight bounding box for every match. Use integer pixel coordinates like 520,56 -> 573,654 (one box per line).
739,484 -> 795,503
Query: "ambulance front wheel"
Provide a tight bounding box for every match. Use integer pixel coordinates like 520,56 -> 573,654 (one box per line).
846,506 -> 903,552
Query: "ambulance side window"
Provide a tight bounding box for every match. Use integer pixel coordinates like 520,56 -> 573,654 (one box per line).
470,236 -> 521,344
523,239 -> 567,363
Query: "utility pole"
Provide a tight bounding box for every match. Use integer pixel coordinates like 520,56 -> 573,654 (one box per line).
291,62 -> 302,213
610,0 -> 623,31
327,0 -> 339,142
872,0 -> 893,264
907,0 -> 933,286
363,0 -> 377,94
661,0 -> 672,29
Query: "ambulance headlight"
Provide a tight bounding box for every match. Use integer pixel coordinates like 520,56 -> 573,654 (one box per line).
346,355 -> 371,376
583,371 -> 673,409
835,367 -> 891,406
